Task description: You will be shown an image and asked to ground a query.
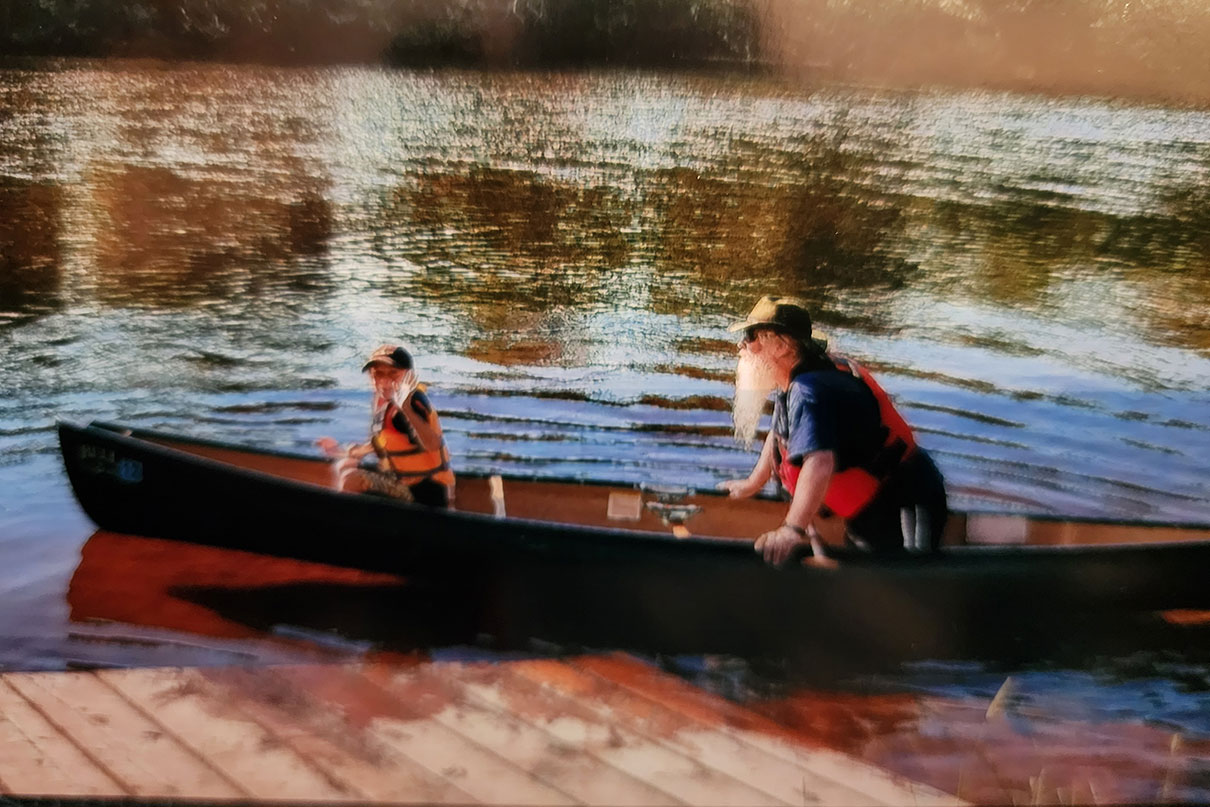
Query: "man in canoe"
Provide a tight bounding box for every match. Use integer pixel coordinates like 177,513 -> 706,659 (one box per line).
719,296 -> 946,565
317,345 -> 455,507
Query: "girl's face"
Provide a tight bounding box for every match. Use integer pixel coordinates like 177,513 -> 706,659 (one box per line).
369,365 -> 406,398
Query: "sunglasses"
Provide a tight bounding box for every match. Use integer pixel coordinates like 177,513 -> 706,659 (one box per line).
739,326 -> 781,346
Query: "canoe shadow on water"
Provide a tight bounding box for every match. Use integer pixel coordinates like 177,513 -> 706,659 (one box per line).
177,579 -> 1210,673
68,531 -> 1210,682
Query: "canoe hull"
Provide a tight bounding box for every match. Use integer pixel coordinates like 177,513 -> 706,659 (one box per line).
57,421 -> 1210,658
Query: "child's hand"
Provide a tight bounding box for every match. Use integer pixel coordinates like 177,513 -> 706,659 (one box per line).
390,369 -> 421,410
316,437 -> 344,458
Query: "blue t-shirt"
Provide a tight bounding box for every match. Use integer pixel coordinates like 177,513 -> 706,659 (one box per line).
773,366 -> 884,472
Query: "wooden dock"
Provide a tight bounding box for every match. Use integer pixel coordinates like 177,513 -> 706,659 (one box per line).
0,652 -> 961,805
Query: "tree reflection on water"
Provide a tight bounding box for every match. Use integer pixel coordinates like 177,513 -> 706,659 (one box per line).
0,179 -> 63,320
87,163 -> 334,309
371,127 -> 916,339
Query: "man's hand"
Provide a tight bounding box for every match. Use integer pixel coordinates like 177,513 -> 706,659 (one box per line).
717,477 -> 763,499
754,524 -> 807,566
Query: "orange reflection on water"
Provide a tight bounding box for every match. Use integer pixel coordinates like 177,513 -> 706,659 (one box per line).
69,531 -> 407,646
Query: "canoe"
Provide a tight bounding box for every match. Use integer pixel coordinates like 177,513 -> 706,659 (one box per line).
58,420 -> 1210,657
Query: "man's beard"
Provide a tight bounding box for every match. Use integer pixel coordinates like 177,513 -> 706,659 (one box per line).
733,352 -> 778,447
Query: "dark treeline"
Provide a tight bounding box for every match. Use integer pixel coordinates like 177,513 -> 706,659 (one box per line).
6,1 -> 1210,103
0,0 -> 765,69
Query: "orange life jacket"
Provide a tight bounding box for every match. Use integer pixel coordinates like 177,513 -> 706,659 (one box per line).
776,357 -> 916,519
370,390 -> 455,494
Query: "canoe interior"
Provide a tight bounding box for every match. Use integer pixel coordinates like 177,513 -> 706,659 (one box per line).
139,433 -> 791,543
138,429 -> 1210,548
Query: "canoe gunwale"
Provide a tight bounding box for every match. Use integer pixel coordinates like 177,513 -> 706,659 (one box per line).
80,420 -> 1210,537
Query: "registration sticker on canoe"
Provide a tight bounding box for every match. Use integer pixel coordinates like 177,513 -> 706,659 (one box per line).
607,491 -> 642,521
77,445 -> 143,484
115,458 -> 144,483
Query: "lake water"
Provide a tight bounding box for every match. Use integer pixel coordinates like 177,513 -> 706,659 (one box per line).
3,61 -> 1210,800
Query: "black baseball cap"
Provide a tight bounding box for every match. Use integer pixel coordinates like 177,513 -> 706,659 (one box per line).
362,344 -> 413,372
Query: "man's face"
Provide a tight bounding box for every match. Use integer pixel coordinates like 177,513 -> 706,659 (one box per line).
739,326 -> 794,359
737,328 -> 787,382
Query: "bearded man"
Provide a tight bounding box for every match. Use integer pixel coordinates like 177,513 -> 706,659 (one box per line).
719,296 -> 947,565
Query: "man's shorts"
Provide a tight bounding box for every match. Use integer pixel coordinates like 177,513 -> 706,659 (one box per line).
846,450 -> 948,552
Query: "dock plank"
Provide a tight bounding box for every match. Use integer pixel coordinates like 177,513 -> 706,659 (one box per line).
364,662 -> 686,806
0,678 -> 125,797
197,665 -> 477,804
98,667 -> 360,802
385,663 -> 789,806
3,671 -> 245,799
272,664 -> 576,805
574,654 -> 964,807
